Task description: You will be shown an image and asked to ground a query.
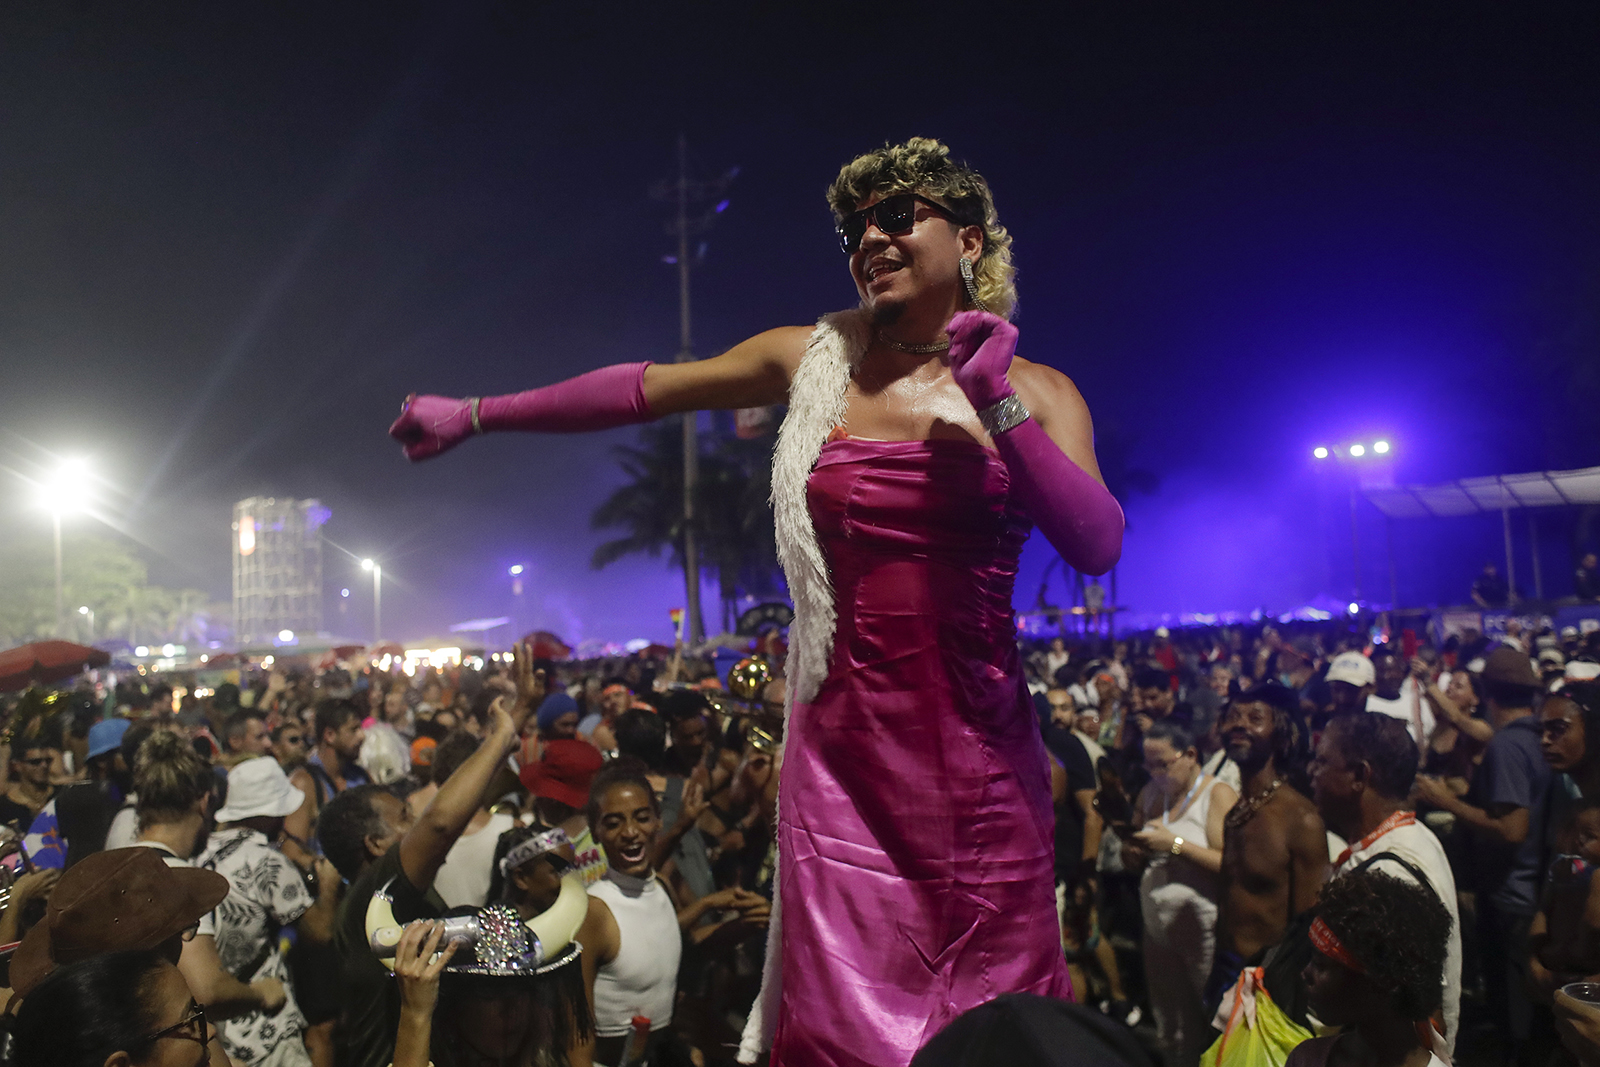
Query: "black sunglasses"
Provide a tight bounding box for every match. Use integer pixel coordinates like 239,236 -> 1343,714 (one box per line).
836,194 -> 968,254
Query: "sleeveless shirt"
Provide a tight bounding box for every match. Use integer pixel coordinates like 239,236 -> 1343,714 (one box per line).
587,870 -> 681,1037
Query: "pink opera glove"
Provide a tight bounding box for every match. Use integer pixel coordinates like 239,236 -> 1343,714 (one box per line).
947,311 -> 1125,575
388,362 -> 655,462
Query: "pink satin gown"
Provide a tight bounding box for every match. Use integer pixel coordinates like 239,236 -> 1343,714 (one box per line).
771,435 -> 1072,1067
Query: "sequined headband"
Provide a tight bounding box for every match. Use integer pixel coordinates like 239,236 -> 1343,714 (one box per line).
1309,916 -> 1365,973
499,827 -> 571,875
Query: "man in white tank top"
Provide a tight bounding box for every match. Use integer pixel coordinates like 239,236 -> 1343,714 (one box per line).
582,764 -> 768,1066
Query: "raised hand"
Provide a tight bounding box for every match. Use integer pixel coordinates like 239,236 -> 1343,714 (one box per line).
394,920 -> 460,1016
388,394 -> 475,462
946,310 -> 1019,409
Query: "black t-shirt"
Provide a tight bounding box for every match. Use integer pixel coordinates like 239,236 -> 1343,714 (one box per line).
54,781 -> 121,868
333,844 -> 443,1067
1042,726 -> 1096,881
0,793 -> 48,836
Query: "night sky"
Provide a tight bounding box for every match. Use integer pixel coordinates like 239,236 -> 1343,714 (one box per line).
3,3 -> 1598,645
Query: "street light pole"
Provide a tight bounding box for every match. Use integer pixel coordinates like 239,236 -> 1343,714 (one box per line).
78,605 -> 94,641
362,559 -> 383,642
53,510 -> 64,637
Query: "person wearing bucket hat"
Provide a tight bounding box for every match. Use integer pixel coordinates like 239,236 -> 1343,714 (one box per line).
196,758 -> 340,1067
10,845 -> 229,999
45,716 -> 138,870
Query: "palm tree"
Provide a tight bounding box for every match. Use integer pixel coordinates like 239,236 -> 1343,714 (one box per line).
591,420 -> 784,633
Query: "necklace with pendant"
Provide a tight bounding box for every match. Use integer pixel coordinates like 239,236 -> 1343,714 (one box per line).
1225,777 -> 1283,830
876,330 -> 949,354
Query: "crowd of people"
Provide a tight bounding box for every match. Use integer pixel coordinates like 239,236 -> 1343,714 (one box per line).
1,613 -> 1600,1066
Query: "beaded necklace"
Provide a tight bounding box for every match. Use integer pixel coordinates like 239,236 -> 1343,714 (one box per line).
1224,777 -> 1283,830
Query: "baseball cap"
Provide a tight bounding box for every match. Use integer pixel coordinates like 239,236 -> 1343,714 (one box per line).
1325,652 -> 1375,688
86,717 -> 131,761
1482,647 -> 1542,689
213,757 -> 307,823
11,847 -> 228,997
520,739 -> 604,810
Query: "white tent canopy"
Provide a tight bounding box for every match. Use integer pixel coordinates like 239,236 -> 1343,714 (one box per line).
1364,466 -> 1600,519
1362,465 -> 1600,601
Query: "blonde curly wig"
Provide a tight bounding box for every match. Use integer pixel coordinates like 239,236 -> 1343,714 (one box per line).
827,137 -> 1016,320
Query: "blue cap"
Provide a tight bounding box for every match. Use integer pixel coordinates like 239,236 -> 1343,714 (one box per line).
536,692 -> 579,733
87,717 -> 132,761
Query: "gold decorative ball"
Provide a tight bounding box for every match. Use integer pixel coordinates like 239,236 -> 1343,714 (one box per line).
727,657 -> 772,701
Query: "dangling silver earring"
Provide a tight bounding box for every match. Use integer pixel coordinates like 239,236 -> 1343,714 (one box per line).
959,257 -> 989,313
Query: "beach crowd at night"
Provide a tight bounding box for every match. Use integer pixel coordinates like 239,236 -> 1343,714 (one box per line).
3,616 -> 1600,1067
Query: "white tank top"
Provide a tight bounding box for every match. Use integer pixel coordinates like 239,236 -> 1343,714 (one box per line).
587,871 -> 682,1037
1143,775 -> 1222,899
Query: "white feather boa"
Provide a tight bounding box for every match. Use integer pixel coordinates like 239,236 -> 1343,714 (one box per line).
737,307 -> 869,1062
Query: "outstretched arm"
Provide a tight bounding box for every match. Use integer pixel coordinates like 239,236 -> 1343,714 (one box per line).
399,696 -> 523,889
389,328 -> 807,461
946,312 -> 1124,575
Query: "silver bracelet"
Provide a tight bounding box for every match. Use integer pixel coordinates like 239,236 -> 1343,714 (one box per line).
468,397 -> 483,435
977,394 -> 1030,436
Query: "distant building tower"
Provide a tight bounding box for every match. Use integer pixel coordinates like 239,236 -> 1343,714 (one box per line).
232,497 -> 331,646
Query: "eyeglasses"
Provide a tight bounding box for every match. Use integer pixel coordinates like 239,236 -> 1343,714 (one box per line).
836,193 -> 968,254
141,1002 -> 208,1047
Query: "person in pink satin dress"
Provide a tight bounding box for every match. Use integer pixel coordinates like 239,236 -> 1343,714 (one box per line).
389,136 -> 1124,1067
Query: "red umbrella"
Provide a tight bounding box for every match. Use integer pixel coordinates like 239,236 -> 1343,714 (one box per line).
0,641 -> 112,692
520,631 -> 572,660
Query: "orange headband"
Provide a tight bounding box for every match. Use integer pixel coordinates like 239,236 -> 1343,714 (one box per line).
1309,916 -> 1365,973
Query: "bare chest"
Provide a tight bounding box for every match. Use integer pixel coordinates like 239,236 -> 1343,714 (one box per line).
841,370 -> 989,445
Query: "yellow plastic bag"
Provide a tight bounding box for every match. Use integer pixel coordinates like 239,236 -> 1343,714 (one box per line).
1200,967 -> 1315,1067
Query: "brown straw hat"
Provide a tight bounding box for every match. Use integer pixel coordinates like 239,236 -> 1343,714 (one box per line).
10,847 -> 228,997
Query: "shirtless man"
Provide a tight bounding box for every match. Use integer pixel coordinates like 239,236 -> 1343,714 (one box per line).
1208,681 -> 1329,1006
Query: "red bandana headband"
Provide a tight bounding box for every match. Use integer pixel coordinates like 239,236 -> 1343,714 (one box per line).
1309,916 -> 1366,974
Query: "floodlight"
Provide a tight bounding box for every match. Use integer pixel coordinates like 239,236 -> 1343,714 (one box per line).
1313,447 -> 1329,459
1348,602 -> 1360,615
1349,444 -> 1366,457
1373,440 -> 1390,454
361,558 -> 374,571
509,564 -> 525,576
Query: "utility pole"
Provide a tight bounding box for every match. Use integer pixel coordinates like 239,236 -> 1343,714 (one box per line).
676,135 -> 702,646
652,136 -> 737,645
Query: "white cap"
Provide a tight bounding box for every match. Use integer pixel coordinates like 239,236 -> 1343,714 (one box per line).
1326,651 -> 1376,687
1567,661 -> 1600,683
1154,627 -> 1170,638
215,757 -> 307,823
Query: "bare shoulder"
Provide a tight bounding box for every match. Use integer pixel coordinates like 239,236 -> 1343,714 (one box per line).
1008,356 -> 1095,436
584,894 -> 619,952
1009,357 -> 1088,406
1210,781 -> 1239,809
756,325 -> 814,374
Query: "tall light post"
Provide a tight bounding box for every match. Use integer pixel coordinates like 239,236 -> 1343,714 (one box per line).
77,605 -> 95,641
36,459 -> 92,637
1314,439 -> 1394,607
362,559 -> 383,642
